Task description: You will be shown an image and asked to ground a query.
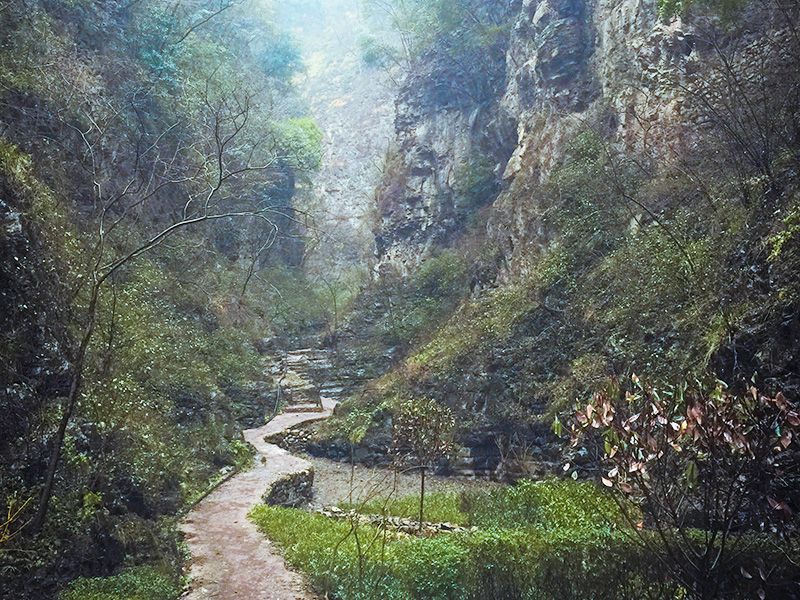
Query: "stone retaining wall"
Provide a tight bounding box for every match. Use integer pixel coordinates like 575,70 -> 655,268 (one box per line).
262,467 -> 315,508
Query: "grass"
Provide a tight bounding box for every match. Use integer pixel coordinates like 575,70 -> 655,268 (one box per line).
249,479 -> 679,600
337,480 -> 626,531
340,492 -> 467,525
462,479 -> 631,533
59,566 -> 179,600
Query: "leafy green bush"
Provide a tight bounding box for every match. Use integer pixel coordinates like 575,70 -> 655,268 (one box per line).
60,566 -> 179,600
0,0 -> 323,594
272,117 -> 324,172
256,31 -> 303,81
390,535 -> 470,599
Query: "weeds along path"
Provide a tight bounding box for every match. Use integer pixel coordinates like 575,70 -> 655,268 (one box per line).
181,398 -> 337,600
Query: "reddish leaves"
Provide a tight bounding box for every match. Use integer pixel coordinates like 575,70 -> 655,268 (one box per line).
571,377 -> 799,520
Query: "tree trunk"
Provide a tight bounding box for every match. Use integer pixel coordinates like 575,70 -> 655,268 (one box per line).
31,287 -> 99,533
418,466 -> 426,532
31,368 -> 83,532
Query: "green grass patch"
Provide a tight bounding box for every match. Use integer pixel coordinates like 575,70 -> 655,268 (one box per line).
60,566 -> 179,600
249,479 -> 677,600
339,480 -> 622,531
341,492 -> 467,526
461,479 -> 630,533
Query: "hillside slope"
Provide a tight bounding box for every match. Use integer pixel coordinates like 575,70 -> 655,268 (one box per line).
328,0 -> 800,474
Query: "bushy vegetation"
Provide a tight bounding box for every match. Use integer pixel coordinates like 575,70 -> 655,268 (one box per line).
254,477 -> 799,598
364,0 -> 514,63
659,0 -> 749,19
462,479 -> 627,532
251,479 -> 682,599
363,0 -> 517,105
1,158 -> 260,590
572,378 -> 800,599
272,117 -> 325,173
0,0 -> 322,595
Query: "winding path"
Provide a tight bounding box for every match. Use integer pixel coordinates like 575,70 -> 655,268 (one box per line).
181,399 -> 337,600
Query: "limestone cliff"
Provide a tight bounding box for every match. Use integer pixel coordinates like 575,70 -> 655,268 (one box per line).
347,0 -> 800,471
375,0 -> 704,274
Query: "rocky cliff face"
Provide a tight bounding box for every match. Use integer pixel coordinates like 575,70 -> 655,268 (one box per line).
374,17 -> 517,276
281,0 -> 396,276
350,0 -> 799,472
375,0 -> 701,275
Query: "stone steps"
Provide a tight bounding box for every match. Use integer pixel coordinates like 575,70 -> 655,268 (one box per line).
269,347 -> 360,417
284,403 -> 325,414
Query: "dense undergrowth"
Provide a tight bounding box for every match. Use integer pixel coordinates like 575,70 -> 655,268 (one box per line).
59,566 -> 179,600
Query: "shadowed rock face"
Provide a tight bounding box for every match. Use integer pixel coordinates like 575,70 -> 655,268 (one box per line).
373,0 -> 600,275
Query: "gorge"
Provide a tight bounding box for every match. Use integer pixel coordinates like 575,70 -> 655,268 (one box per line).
1,0 -> 799,598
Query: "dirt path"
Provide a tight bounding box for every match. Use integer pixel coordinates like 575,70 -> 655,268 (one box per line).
181,400 -> 336,600
305,455 -> 501,510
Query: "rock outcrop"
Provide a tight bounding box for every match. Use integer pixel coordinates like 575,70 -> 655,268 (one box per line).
374,0 -> 706,275
354,0 -> 800,465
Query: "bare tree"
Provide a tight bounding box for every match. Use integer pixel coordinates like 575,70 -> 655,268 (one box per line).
30,82 -> 290,532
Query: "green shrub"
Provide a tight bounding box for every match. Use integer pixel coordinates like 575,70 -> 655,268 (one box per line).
60,566 -> 179,600
468,528 -> 678,600
256,31 -> 303,81
251,504 -> 470,599
272,117 -> 324,172
249,505 -> 391,598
